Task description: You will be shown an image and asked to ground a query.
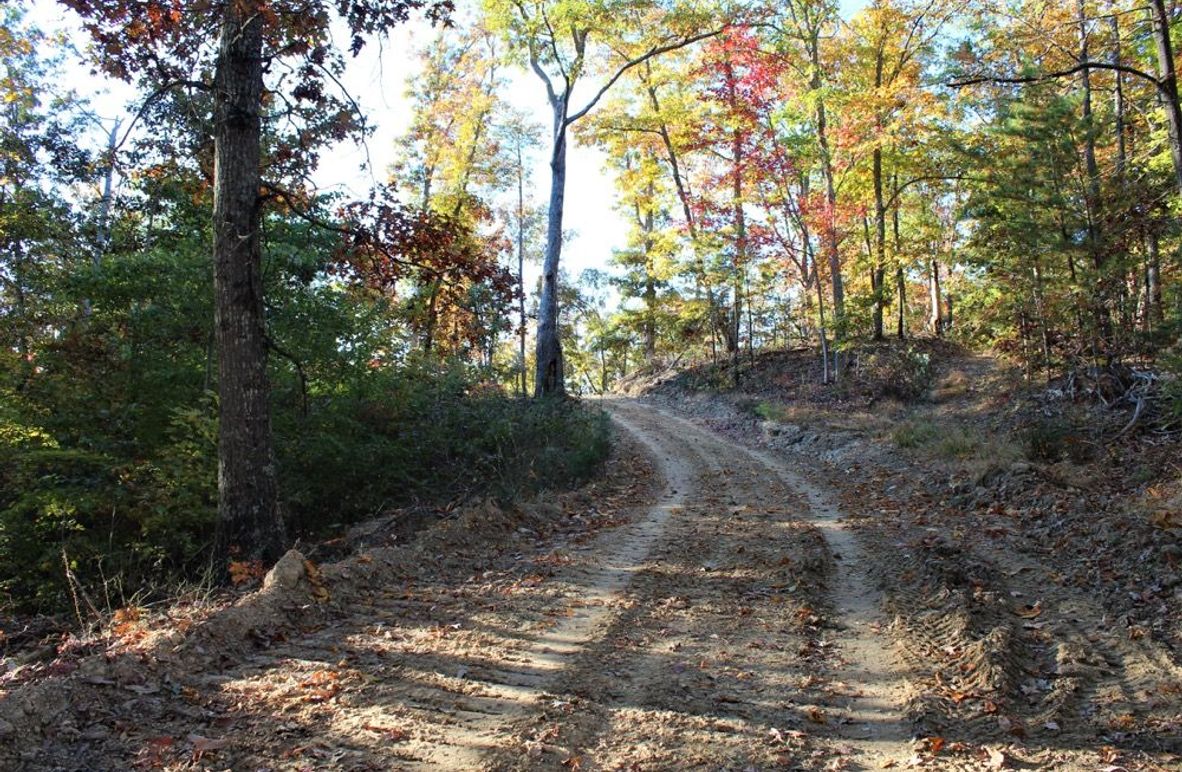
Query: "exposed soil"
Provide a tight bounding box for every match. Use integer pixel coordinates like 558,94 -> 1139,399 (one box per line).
0,404 -> 899,770
636,345 -> 1182,771
3,347 -> 1180,770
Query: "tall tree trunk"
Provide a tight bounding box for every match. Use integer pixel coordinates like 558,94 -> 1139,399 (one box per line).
10,238 -> 32,383
1032,260 -> 1052,375
1111,14 -> 1127,183
817,97 -> 844,326
811,242 -> 831,384
644,75 -> 721,361
516,142 -> 528,398
534,110 -> 567,397
730,120 -> 746,381
212,0 -> 284,570
893,174 -> 905,339
1146,228 -> 1163,327
422,276 -> 443,353
1078,0 -> 1112,358
1150,0 -> 1182,197
638,181 -> 657,363
809,34 -> 844,367
1078,0 -> 1101,232
928,256 -> 943,336
871,42 -> 886,341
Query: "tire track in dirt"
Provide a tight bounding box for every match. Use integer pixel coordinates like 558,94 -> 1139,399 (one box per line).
623,401 -> 915,768
490,398 -> 842,769
390,405 -> 697,768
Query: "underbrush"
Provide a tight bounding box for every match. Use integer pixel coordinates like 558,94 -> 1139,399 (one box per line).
891,416 -> 1022,465
855,345 -> 934,401
0,364 -> 610,616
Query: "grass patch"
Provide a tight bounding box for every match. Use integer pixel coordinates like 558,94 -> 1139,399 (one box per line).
892,419 -> 941,448
893,417 -> 1022,464
753,401 -> 793,423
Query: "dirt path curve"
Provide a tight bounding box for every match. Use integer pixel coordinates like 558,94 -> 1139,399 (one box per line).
593,398 -> 915,769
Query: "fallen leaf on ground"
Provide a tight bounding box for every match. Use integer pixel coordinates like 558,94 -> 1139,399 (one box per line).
1013,602 -> 1042,618
188,734 -> 228,760
363,724 -> 408,741
985,747 -> 1007,769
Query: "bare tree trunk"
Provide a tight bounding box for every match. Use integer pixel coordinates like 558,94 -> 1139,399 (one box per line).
211,0 -> 285,570
817,97 -> 844,326
871,46 -> 886,342
1111,15 -> 1127,183
929,257 -> 943,336
1146,229 -> 1163,328
1150,0 -> 1182,196
893,175 -> 905,339
727,60 -> 746,383
1077,0 -> 1113,358
1034,262 -> 1052,376
812,247 -> 831,384
534,110 -> 567,397
515,143 -> 528,398
422,276 -> 443,353
745,265 -> 754,364
644,73 -> 717,363
636,178 -> 657,363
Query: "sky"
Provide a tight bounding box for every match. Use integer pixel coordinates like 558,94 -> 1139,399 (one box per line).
27,0 -> 868,287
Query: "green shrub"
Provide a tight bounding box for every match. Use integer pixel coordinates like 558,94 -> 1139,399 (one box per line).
753,401 -> 792,423
277,362 -> 611,536
0,363 -> 612,614
0,399 -> 219,614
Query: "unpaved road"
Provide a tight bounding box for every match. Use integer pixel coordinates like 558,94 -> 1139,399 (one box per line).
4,397 -> 1177,770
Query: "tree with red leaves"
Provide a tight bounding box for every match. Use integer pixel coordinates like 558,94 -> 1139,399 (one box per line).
688,26 -> 783,379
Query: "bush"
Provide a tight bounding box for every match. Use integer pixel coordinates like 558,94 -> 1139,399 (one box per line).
753,401 -> 792,423
277,362 -> 611,536
1021,418 -> 1091,463
0,365 -> 612,614
0,398 -> 219,615
858,346 -> 933,402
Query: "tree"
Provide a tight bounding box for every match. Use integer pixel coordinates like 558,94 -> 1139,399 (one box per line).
770,0 -> 849,377
394,24 -> 512,355
0,10 -> 92,387
63,0 -> 452,574
485,0 -> 722,396
492,109 -> 544,395
689,26 -> 783,374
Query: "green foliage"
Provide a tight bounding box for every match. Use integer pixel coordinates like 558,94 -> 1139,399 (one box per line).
278,360 -> 611,535
0,179 -> 609,614
753,401 -> 792,423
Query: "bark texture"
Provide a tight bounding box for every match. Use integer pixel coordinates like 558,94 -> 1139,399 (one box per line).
534,122 -> 566,397
212,0 -> 285,569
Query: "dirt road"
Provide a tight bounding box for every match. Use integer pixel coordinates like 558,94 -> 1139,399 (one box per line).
6,397 -> 1177,770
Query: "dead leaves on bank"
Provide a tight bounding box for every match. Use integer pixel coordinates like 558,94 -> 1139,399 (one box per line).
298,669 -> 341,703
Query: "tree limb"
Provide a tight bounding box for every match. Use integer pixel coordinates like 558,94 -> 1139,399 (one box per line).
948,61 -> 1162,92
565,27 -> 728,126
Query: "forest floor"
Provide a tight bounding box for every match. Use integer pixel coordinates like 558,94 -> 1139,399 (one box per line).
2,344 -> 1181,770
